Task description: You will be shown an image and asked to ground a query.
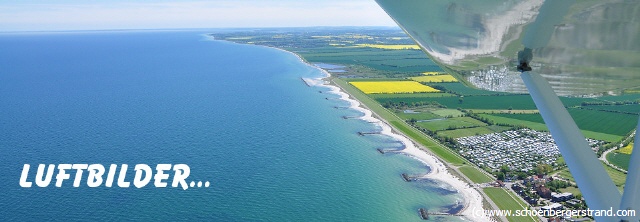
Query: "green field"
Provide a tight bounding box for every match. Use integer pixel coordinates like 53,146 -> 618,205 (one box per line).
416,117 -> 487,132
480,113 -> 622,142
557,169 -> 576,182
478,114 -> 549,131
559,186 -> 582,197
488,108 -> 636,136
376,94 -> 539,110
437,125 -> 511,138
458,166 -> 494,183
483,187 -> 537,222
557,164 -> 626,189
587,104 -> 640,114
469,109 -> 539,114
603,163 -> 627,187
429,82 -> 508,96
394,111 -> 441,120
300,47 -> 441,72
430,109 -> 465,117
606,152 -> 630,171
597,94 -> 640,102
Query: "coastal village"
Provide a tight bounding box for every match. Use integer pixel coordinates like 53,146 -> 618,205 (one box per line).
214,28 -> 635,222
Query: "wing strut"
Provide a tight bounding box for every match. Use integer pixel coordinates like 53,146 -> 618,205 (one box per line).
520,71 -> 622,222
620,122 -> 640,221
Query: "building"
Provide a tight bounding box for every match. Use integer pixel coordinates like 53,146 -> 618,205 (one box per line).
541,203 -> 563,212
551,192 -> 574,202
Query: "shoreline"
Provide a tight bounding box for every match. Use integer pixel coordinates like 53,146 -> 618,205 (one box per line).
226,39 -> 491,221
296,65 -> 490,220
322,78 -> 491,222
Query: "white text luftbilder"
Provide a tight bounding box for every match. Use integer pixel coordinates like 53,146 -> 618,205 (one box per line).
18,164 -> 206,190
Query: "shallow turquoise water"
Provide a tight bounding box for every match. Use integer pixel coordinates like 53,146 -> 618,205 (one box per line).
0,30 -> 463,221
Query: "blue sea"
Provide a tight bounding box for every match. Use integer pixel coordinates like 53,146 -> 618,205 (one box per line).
0,30 -> 463,221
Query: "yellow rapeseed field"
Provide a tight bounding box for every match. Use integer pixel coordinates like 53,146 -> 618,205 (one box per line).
422,72 -> 443,75
350,81 -> 440,94
354,44 -> 421,50
410,74 -> 458,83
618,142 -> 633,154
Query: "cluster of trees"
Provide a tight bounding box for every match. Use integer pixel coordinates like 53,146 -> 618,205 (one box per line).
466,112 -> 532,130
495,165 -> 529,181
381,101 -> 445,109
493,163 -> 553,181
579,106 -> 639,115
546,179 -> 569,192
581,100 -> 639,106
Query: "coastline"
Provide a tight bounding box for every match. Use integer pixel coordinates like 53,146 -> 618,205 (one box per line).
293,60 -> 490,221
320,78 -> 491,222
225,39 -> 491,221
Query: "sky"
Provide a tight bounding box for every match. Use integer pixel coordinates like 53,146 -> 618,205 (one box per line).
0,0 -> 397,31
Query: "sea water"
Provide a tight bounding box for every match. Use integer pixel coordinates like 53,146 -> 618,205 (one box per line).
0,30 -> 463,221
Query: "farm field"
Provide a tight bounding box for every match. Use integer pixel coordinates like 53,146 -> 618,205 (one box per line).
428,82 -> 507,96
349,81 -> 440,94
477,114 -> 548,131
410,74 -> 458,83
353,44 -> 420,50
483,188 -> 537,222
376,94 -> 538,110
394,110 -> 441,120
369,92 -> 455,99
618,142 -> 634,154
469,109 -> 538,114
437,125 -> 511,138
597,94 -> 640,102
479,113 -> 622,142
488,108 -> 637,136
607,152 -> 630,171
299,47 -> 441,72
415,117 -> 487,132
430,109 -> 465,117
603,163 -> 626,188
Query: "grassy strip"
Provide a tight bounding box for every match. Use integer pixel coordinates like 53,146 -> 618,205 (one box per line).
459,166 -> 494,183
483,188 -> 538,222
602,163 -> 626,187
389,121 -> 466,165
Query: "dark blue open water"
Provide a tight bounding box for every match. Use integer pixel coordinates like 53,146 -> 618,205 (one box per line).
0,30 -> 462,221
